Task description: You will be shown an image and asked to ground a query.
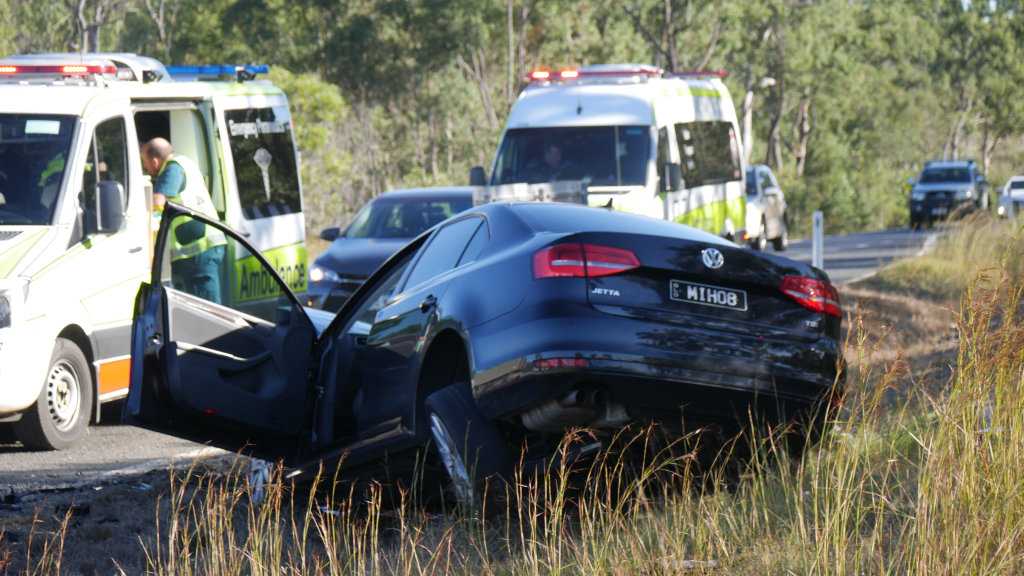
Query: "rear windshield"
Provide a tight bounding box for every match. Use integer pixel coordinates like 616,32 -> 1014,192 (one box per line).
512,202 -> 728,245
920,167 -> 971,184
346,196 -> 472,239
0,114 -> 76,225
1011,180 -> 1024,190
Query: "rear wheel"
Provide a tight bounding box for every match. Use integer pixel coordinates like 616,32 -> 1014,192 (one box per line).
13,338 -> 92,450
425,382 -> 511,509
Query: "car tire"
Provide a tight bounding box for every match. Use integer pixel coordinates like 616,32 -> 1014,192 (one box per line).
425,382 -> 511,509
749,219 -> 768,251
13,338 -> 92,451
772,219 -> 789,252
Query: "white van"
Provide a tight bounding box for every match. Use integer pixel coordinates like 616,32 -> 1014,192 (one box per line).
0,54 -> 306,449
472,64 -> 747,239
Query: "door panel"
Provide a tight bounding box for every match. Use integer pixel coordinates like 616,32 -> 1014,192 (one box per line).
124,207 -> 316,461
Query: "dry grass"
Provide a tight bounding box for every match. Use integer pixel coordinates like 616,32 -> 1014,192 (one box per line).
4,220 -> 1024,575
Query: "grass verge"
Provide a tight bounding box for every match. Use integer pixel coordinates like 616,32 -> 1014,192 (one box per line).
3,219 -> 1023,575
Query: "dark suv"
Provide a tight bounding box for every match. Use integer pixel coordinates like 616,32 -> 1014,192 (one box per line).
909,160 -> 989,229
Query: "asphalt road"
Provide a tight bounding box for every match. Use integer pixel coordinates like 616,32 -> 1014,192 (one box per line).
0,227 -> 937,496
785,227 -> 937,285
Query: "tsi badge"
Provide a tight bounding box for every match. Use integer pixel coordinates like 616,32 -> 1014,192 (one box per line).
701,247 -> 725,270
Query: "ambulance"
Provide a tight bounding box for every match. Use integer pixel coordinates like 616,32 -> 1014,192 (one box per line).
471,64 -> 747,239
0,53 -> 306,449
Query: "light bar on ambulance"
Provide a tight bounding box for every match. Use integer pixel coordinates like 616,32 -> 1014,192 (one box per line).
525,65 -> 665,83
165,64 -> 270,81
0,64 -> 117,76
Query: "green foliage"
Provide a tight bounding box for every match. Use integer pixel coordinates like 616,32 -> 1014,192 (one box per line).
2,0 -> 1023,233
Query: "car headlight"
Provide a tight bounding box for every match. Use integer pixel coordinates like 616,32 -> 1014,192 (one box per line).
309,266 -> 340,284
911,190 -> 926,201
955,188 -> 973,200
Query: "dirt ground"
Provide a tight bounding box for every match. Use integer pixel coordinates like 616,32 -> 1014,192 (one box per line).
0,285 -> 962,575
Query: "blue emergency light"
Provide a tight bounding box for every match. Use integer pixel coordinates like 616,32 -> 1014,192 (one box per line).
165,64 -> 269,81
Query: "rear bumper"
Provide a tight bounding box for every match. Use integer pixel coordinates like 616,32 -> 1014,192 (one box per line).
470,313 -> 841,424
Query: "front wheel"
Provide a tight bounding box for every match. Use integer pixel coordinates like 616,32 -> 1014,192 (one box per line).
425,383 -> 511,509
772,218 -> 789,251
13,338 -> 92,450
749,219 -> 768,251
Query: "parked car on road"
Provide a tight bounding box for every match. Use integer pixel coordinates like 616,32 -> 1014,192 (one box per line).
744,164 -> 789,251
909,160 -> 989,229
997,176 -> 1024,219
126,201 -> 844,506
308,187 -> 473,310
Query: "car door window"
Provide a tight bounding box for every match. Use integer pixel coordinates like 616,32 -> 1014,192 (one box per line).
158,211 -> 298,324
403,217 -> 483,289
79,116 -> 128,236
457,220 -> 489,266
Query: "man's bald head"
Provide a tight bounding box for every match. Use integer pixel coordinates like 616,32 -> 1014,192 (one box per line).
141,137 -> 173,177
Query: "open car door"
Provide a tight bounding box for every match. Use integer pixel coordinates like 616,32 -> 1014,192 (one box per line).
124,204 -> 318,463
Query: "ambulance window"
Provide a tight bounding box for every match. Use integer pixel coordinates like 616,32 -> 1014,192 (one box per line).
674,121 -> 741,188
225,107 -> 301,220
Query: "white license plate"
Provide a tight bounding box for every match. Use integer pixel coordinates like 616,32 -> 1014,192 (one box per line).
931,207 -> 948,216
669,280 -> 748,311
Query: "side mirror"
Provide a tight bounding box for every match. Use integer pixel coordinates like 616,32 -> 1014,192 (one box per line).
319,226 -> 341,242
469,166 -> 487,187
661,163 -> 682,193
96,181 -> 125,233
907,177 -> 916,186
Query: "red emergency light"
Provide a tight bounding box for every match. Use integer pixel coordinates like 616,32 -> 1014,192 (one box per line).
0,63 -> 117,76
525,65 -> 665,83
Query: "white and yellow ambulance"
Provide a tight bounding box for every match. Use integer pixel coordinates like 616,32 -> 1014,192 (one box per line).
0,54 -> 306,449
472,64 -> 746,239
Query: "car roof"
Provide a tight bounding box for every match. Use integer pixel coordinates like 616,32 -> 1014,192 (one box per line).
377,187 -> 475,200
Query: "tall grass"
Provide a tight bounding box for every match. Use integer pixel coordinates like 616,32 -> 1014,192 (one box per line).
11,220 -> 1024,575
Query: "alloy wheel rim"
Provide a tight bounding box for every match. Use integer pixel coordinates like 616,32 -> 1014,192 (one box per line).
429,413 -> 475,506
46,359 -> 80,432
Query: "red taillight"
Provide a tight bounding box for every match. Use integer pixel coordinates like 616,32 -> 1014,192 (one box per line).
533,243 -> 640,279
780,275 -> 841,318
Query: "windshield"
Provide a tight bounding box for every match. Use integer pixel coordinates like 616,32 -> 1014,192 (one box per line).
920,167 -> 971,184
345,196 -> 471,239
745,168 -> 756,196
1011,180 -> 1024,190
491,126 -> 651,186
0,114 -> 76,225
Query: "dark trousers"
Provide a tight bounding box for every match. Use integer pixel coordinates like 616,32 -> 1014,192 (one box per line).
171,245 -> 226,304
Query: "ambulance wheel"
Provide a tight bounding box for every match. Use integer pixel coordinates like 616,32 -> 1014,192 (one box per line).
13,339 -> 92,451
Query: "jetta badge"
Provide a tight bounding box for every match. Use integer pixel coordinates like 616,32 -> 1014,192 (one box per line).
701,248 -> 725,269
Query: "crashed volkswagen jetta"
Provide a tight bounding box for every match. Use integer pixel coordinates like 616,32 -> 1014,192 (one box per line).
125,201 -> 844,503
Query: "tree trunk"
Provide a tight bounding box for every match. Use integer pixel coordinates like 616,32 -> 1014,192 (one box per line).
741,75 -> 755,164
794,94 -> 811,177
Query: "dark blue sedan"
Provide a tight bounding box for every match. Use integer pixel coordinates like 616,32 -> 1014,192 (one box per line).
126,201 -> 843,507
308,187 -> 473,310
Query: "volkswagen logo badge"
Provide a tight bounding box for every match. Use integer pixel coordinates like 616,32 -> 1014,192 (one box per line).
701,247 -> 725,269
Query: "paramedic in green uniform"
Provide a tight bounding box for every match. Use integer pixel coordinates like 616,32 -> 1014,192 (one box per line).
141,137 -> 227,304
